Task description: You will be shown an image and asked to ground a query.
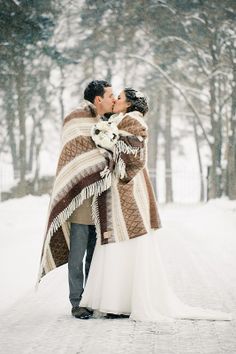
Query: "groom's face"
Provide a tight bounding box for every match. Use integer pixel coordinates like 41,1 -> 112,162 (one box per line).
98,87 -> 116,114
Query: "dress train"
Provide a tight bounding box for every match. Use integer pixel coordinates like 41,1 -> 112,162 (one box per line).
80,231 -> 232,322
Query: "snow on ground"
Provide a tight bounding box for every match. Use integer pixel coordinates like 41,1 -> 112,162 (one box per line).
0,195 -> 49,312
0,196 -> 236,353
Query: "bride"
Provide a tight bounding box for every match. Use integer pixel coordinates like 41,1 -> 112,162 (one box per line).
80,88 -> 232,322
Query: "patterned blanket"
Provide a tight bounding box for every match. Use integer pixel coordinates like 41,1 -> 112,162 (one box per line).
37,102 -> 162,284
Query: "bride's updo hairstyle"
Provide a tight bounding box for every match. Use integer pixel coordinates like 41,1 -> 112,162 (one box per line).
124,88 -> 149,116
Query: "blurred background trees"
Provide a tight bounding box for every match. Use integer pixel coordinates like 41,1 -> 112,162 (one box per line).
0,0 -> 235,201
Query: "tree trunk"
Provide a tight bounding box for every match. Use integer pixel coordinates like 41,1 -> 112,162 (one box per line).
191,96 -> 206,202
15,60 -> 27,196
148,90 -> 162,196
28,115 -> 36,172
4,77 -> 19,178
192,115 -> 205,201
228,57 -> 236,199
33,123 -> 43,194
164,86 -> 173,203
209,74 -> 222,199
59,66 -> 65,122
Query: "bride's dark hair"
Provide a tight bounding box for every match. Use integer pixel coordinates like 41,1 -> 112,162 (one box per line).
124,88 -> 149,116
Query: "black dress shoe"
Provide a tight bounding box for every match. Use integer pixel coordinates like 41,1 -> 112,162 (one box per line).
71,306 -> 92,319
105,313 -> 130,319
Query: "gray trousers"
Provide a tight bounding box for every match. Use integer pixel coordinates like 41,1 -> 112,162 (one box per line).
68,223 -> 96,307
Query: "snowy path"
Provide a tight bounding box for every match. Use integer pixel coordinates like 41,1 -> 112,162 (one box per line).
0,197 -> 236,353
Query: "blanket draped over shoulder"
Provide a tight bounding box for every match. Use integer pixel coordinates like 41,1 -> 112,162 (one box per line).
38,101 -> 162,284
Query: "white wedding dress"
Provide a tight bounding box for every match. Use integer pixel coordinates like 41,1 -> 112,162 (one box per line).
80,230 -> 232,322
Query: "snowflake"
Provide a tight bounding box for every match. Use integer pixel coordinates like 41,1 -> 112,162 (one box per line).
135,91 -> 145,99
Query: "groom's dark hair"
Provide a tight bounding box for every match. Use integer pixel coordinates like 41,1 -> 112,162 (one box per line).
84,80 -> 111,103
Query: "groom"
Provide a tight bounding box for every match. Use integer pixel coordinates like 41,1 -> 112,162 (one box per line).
68,80 -> 115,319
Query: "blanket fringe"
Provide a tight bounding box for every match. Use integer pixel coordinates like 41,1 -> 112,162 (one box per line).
113,140 -> 140,162
115,157 -> 127,179
49,172 -> 112,238
113,140 -> 144,179
91,197 -> 102,244
37,171 -> 112,285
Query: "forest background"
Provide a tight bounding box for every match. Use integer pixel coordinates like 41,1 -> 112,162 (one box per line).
0,0 -> 236,203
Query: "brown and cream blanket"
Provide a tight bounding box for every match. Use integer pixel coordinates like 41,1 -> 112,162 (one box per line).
38,101 -> 162,284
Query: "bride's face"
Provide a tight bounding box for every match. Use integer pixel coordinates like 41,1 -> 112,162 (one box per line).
113,90 -> 131,114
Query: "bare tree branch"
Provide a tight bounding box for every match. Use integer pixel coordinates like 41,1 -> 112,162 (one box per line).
128,54 -> 211,147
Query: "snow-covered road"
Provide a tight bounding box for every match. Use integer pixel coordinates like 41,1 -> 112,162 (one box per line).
0,196 -> 236,353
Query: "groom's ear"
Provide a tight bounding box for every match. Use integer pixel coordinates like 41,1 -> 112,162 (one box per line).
95,96 -> 102,105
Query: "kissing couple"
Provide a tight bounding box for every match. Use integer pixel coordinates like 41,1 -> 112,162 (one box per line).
38,80 -> 232,322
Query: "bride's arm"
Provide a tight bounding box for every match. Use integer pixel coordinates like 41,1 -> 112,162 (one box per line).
114,112 -> 148,183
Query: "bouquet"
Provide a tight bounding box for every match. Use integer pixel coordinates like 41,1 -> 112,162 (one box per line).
91,120 -> 119,151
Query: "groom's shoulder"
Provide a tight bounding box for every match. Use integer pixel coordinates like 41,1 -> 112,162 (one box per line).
63,101 -> 97,125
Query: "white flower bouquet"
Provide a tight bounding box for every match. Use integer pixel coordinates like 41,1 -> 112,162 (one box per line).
91,120 -> 119,151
